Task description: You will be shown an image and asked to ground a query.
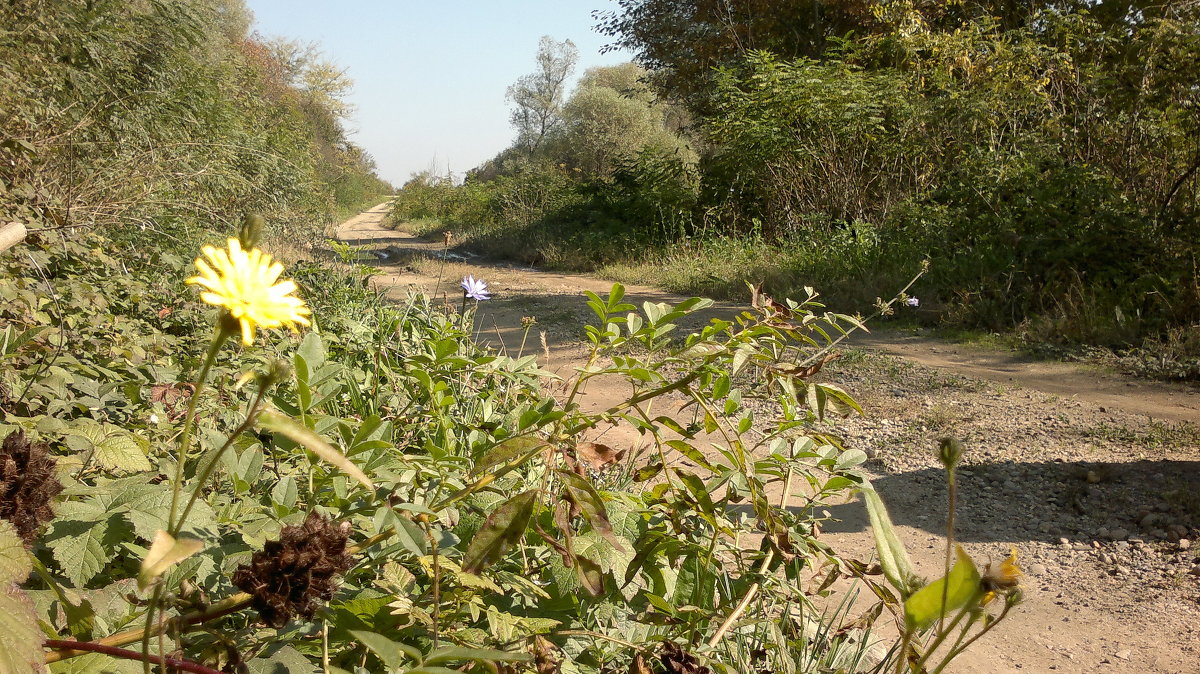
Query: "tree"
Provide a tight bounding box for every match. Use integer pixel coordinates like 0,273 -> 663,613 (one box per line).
506,36 -> 579,153
556,64 -> 694,176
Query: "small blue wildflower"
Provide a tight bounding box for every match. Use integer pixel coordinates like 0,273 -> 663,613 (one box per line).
460,275 -> 491,301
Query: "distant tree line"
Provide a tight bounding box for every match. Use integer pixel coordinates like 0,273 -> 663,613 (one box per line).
393,1 -> 1200,362
1,0 -> 391,241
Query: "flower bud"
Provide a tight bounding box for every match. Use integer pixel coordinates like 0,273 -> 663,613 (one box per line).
239,213 -> 265,249
938,437 -> 964,469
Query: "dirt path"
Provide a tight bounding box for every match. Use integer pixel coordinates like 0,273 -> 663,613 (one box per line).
339,203 -> 1200,673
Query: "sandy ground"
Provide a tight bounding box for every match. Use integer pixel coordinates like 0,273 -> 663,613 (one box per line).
339,202 -> 1200,673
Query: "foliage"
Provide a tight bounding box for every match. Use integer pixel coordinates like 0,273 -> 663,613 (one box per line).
0,0 -> 390,239
399,4 -> 1200,367
1,208 -> 1018,671
508,36 -> 580,154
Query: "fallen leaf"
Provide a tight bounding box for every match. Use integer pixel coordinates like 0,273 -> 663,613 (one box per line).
574,442 -> 625,471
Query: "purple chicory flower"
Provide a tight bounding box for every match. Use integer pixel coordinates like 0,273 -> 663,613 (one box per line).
905,297 -> 920,308
460,275 -> 491,301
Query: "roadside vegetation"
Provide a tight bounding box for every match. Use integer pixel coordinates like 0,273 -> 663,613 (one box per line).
0,1 -> 1032,672
390,1 -> 1200,380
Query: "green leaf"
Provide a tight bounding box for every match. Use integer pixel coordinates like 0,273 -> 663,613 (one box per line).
904,546 -> 982,631
390,514 -> 428,558
49,652 -> 141,673
835,449 -> 868,470
860,482 -> 919,597
472,437 -> 547,476
258,409 -> 373,491
557,471 -> 625,552
113,482 -> 216,539
67,422 -> 151,473
0,521 -> 31,584
673,552 -> 717,610
351,630 -> 418,670
296,332 -> 326,370
0,522 -> 44,674
461,490 -> 537,575
271,475 -> 298,510
424,646 -> 532,665
44,516 -> 110,588
245,643 -> 320,674
665,440 -> 717,473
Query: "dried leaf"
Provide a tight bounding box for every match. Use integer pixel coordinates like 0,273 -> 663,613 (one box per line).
574,442 -> 625,471
660,642 -> 710,674
558,470 -> 625,552
574,554 -> 605,597
629,653 -> 652,674
532,635 -> 560,674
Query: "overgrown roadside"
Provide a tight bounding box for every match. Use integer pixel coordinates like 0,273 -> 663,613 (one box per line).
343,204 -> 1200,673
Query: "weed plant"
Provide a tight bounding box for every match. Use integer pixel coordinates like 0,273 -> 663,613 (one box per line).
2,218 -> 1023,672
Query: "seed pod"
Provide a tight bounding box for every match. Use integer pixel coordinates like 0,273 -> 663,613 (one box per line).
232,511 -> 352,627
0,430 -> 63,545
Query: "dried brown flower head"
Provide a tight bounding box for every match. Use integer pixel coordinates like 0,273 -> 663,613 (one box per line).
0,430 -> 63,544
660,642 -> 711,674
232,511 -> 352,627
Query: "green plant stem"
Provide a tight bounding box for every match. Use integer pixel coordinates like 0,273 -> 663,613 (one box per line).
169,384 -> 269,537
517,324 -> 532,359
894,632 -> 912,674
48,592 -> 253,663
145,324 -> 229,674
932,604 -> 1012,673
707,467 -> 794,647
912,607 -> 972,672
168,325 -> 230,529
938,467 -> 957,634
564,367 -> 708,436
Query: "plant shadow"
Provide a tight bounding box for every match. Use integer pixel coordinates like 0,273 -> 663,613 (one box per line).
815,459 -> 1200,545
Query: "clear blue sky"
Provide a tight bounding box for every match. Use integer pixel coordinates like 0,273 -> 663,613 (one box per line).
244,1 -> 633,187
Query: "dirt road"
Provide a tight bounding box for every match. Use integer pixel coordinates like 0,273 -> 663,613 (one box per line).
340,202 -> 1200,673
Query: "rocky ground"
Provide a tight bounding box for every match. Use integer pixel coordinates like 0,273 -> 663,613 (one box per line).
339,203 -> 1200,673
816,351 -> 1200,672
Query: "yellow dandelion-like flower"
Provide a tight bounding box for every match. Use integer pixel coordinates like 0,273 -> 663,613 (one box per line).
980,546 -> 1021,605
187,238 -> 310,346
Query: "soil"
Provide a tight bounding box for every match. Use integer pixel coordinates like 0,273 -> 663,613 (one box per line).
339,202 -> 1200,673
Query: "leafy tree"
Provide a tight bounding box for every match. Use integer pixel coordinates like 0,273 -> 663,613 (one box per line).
506,36 -> 579,153
555,63 -> 696,176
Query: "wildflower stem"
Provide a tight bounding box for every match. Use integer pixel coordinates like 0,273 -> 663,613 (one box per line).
148,323 -> 229,673
168,325 -> 230,530
938,465 -> 957,634
170,382 -> 270,538
932,603 -> 1014,673
43,640 -> 226,674
894,632 -> 912,674
912,607 -> 971,672
517,324 -> 532,359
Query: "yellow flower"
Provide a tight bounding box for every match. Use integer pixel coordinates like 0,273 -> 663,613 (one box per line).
187,238 -> 310,346
980,546 -> 1021,605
